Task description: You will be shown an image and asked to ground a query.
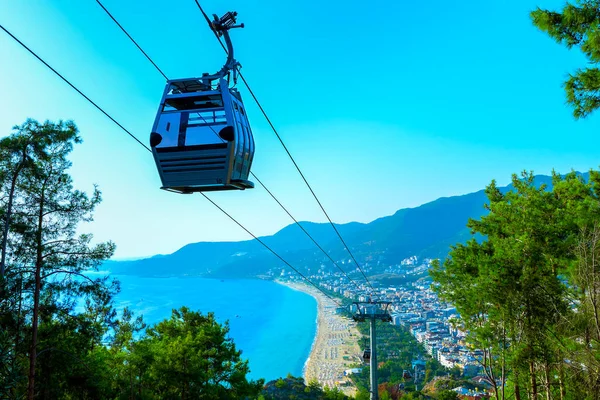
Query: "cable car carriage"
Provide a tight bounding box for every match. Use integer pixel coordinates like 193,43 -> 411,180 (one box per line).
150,12 -> 254,193
362,348 -> 371,364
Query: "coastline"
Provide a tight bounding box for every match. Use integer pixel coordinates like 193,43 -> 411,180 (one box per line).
276,280 -> 361,396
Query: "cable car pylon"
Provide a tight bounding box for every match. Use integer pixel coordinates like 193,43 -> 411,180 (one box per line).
351,300 -> 392,400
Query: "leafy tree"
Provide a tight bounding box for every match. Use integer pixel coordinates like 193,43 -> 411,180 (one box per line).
432,170 -> 600,400
0,120 -> 45,397
323,386 -> 350,400
433,172 -> 576,400
275,378 -> 286,389
0,122 -> 33,281
565,224 -> 600,397
353,390 -> 370,400
401,392 -> 425,400
379,390 -> 392,400
532,1 -> 600,118
448,366 -> 461,379
8,120 -> 117,399
437,390 -> 458,400
108,306 -> 147,398
1,119 -> 269,399
307,379 -> 322,393
133,307 -> 263,399
0,119 -> 117,399
262,375 -> 352,400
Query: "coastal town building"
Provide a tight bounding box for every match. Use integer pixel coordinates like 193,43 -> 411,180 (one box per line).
282,255 -> 485,393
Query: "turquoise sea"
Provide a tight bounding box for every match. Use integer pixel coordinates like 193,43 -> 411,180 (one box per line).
111,275 -> 317,382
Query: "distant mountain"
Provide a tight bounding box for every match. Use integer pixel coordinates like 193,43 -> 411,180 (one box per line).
106,221 -> 366,278
107,173 -> 584,279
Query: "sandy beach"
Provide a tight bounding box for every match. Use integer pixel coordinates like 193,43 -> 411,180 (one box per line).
277,281 -> 362,396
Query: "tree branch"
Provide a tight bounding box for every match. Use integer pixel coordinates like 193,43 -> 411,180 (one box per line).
41,269 -> 96,285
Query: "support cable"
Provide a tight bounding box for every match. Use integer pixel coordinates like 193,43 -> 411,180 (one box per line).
200,193 -> 341,304
0,22 -> 341,306
193,1 -> 375,293
95,0 -> 168,81
250,174 -> 364,292
0,24 -> 151,152
94,0 -> 365,292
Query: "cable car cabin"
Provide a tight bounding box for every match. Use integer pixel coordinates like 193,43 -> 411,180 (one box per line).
362,349 -> 371,364
150,77 -> 255,193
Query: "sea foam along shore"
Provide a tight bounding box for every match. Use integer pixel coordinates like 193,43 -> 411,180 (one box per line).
276,280 -> 361,396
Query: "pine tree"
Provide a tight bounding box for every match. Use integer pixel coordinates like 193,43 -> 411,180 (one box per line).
132,307 -> 264,399
532,1 -> 600,118
0,120 -> 116,399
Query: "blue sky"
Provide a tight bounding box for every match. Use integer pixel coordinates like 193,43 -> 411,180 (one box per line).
1,0 -> 598,259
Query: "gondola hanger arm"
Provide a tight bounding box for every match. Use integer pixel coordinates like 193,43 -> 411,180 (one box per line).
202,11 -> 244,84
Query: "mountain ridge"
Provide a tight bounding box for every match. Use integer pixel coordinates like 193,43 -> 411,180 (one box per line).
107,173 -> 587,278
